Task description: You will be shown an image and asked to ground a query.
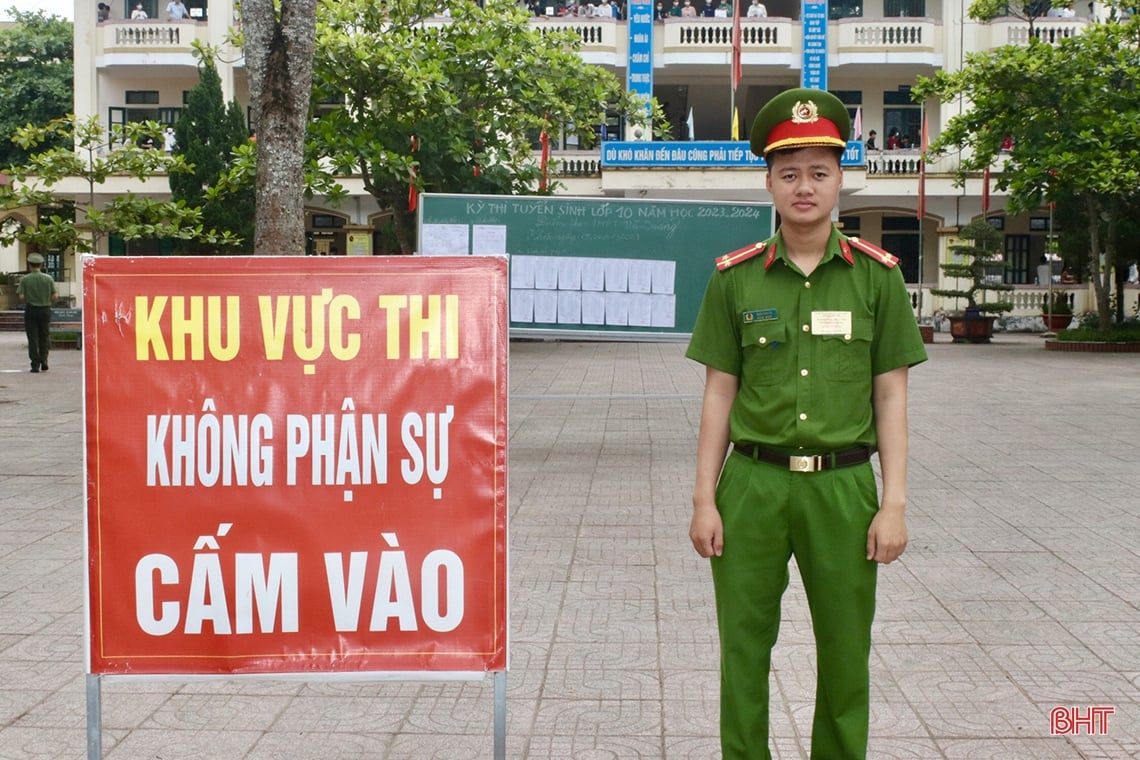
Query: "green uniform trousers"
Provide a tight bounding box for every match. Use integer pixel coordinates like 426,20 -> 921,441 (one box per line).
711,450 -> 879,760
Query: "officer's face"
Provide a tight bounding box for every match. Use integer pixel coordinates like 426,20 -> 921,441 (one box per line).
765,147 -> 842,229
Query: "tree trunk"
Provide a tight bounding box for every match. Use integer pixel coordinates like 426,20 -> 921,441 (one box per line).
1084,194 -> 1113,331
241,0 -> 318,255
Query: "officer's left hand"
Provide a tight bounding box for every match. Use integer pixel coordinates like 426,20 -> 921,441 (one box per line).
866,508 -> 907,564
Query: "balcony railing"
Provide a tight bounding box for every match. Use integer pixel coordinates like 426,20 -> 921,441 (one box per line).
99,20 -> 206,54
530,17 -> 621,50
836,17 -> 939,53
662,18 -> 793,55
986,17 -> 1088,47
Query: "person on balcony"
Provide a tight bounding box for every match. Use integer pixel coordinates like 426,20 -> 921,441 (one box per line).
166,0 -> 189,19
865,129 -> 878,150
130,3 -> 148,19
97,2 -> 111,21
669,0 -> 684,16
681,0 -> 698,16
886,127 -> 900,150
701,0 -> 717,17
746,0 -> 767,16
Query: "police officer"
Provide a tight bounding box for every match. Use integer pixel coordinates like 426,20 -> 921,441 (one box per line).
686,88 -> 927,760
17,253 -> 58,373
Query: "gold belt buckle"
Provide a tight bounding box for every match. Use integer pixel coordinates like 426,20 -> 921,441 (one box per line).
789,455 -> 822,473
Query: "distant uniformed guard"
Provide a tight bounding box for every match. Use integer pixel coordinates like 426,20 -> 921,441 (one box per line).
17,252 -> 59,373
686,88 -> 927,760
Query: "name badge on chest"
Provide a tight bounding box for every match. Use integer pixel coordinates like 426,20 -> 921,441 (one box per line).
742,308 -> 778,324
810,311 -> 852,336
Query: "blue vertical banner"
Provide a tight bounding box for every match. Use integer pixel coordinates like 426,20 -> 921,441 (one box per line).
802,0 -> 828,90
627,0 -> 655,128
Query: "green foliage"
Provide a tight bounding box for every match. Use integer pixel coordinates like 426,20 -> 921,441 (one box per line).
1056,321 -> 1140,342
0,10 -> 73,168
1043,290 -> 1073,314
304,0 -> 666,253
170,51 -> 255,253
930,219 -> 1015,314
0,115 -> 243,254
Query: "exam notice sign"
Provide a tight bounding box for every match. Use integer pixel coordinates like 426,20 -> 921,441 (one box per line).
83,256 -> 508,676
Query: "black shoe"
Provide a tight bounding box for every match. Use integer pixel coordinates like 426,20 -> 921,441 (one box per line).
31,366 -> 39,373
40,364 -> 48,371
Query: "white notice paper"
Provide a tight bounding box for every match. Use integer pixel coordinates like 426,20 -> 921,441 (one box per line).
604,292 -> 629,325
604,259 -> 629,292
582,291 -> 606,325
472,224 -> 507,255
510,255 -> 537,288
650,294 -> 676,327
628,260 -> 653,294
510,289 -> 535,323
651,260 -> 676,294
420,223 -> 469,256
534,259 -> 559,290
581,258 -> 606,291
534,290 -> 559,323
557,257 -> 583,290
628,293 -> 652,327
557,291 -> 582,324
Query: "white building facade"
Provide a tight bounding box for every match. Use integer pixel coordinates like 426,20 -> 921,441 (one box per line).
45,0 -> 1111,317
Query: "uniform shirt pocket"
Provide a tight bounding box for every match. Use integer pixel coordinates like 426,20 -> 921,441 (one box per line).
820,317 -> 873,382
741,321 -> 791,386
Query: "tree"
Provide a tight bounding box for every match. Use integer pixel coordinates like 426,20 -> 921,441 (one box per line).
967,0 -> 1054,36
170,52 -> 254,253
0,116 -> 241,255
307,0 -> 661,254
0,9 -> 73,168
930,219 -> 1014,315
240,0 -> 319,255
913,19 -> 1140,330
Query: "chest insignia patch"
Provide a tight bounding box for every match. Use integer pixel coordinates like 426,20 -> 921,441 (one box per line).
742,308 -> 778,323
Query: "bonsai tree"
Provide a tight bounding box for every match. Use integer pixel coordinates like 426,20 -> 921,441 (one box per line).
931,219 -> 1015,317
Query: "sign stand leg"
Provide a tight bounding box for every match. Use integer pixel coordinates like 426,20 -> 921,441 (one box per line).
86,674 -> 102,759
493,670 -> 507,760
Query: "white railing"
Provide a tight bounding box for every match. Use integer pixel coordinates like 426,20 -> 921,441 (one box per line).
837,18 -> 939,52
101,20 -> 205,52
985,17 -> 1087,47
529,17 -> 621,50
661,18 -> 794,54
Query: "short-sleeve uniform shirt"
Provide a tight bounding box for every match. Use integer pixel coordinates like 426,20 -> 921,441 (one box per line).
686,226 -> 927,452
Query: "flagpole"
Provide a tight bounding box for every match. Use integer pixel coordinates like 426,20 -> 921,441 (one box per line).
916,101 -> 925,320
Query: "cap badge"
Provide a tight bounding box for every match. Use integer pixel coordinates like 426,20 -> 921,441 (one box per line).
791,100 -> 819,124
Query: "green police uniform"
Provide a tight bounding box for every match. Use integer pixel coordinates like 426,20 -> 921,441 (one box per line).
686,226 -> 927,760
17,255 -> 58,372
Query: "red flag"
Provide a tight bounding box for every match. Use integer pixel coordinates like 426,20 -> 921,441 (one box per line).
916,113 -> 928,220
539,123 -> 551,191
731,9 -> 742,92
981,166 -> 991,214
408,134 -> 419,212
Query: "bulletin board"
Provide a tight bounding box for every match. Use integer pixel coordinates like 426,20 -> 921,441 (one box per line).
417,193 -> 773,339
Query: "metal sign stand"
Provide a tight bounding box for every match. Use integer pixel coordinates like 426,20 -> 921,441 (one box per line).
86,674 -> 101,760
85,671 -> 506,759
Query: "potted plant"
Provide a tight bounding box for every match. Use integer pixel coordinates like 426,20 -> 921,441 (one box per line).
930,220 -> 1015,343
1041,291 -> 1073,331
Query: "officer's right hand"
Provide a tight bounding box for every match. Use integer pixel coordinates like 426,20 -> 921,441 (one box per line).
690,501 -> 724,558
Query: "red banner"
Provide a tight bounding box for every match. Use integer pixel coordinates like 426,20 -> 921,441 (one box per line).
83,256 -> 507,676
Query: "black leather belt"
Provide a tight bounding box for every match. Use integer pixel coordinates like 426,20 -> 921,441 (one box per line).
732,443 -> 874,473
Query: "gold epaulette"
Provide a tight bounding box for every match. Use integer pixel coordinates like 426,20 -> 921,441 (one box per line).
848,237 -> 899,268
715,241 -> 768,271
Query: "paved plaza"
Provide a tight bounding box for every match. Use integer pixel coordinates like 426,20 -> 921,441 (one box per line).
0,329 -> 1137,759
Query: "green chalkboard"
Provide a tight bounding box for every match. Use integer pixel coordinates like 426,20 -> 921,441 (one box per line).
418,194 -> 773,339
